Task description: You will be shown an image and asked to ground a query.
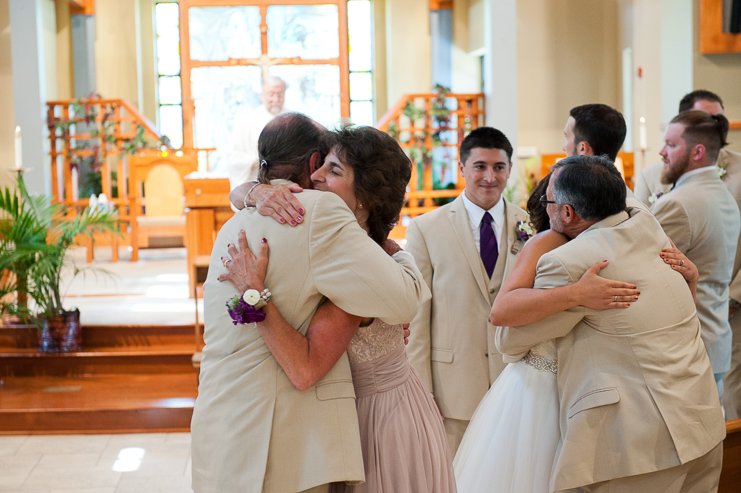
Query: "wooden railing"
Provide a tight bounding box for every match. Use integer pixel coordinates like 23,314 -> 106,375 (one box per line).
376,91 -> 485,236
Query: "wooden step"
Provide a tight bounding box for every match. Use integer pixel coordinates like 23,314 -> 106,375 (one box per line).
0,349 -> 197,377
0,374 -> 196,435
721,418 -> 741,492
0,323 -> 199,351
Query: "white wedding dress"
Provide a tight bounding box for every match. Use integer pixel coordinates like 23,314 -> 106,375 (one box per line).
453,340 -> 560,493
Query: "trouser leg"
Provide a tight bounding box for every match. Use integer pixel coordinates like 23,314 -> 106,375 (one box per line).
443,417 -> 469,457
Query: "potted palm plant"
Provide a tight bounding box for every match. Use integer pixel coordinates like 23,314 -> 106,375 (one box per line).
0,175 -> 119,352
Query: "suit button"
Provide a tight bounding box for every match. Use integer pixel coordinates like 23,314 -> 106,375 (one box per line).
489,288 -> 496,294
485,352 -> 489,358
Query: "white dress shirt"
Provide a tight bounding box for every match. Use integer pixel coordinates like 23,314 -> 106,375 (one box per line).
226,104 -> 288,191
461,191 -> 505,254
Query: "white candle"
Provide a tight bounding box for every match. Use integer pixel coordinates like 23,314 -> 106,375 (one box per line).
639,117 -> 647,150
71,167 -> 79,201
14,126 -> 22,170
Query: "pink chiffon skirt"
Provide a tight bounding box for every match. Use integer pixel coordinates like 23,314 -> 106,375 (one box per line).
331,345 -> 456,493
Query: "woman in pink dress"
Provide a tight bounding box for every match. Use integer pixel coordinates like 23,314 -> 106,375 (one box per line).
220,126 -> 456,492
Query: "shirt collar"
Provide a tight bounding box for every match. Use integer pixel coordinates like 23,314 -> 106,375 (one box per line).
461,191 -> 505,228
675,165 -> 716,188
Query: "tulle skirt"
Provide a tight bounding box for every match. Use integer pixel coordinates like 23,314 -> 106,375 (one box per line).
331,345 -> 456,493
453,360 -> 560,493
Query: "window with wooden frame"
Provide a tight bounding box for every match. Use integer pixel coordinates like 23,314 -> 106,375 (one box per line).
152,0 -> 350,173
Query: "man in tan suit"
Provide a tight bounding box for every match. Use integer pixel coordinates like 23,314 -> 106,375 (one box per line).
650,110 -> 741,401
497,155 -> 725,493
191,114 -> 429,493
634,90 -> 741,415
406,127 -> 529,454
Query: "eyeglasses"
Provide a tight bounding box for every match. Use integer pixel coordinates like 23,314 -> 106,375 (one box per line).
539,195 -> 557,206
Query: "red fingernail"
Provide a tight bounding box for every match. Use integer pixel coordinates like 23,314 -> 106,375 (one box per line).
261,238 -> 267,243
297,216 -> 303,221
290,220 -> 296,225
279,218 -> 285,223
299,208 -> 304,214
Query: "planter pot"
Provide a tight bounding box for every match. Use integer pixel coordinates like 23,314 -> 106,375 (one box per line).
38,309 -> 82,353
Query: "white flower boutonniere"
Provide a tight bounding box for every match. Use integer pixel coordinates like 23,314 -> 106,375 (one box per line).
515,221 -> 533,242
717,164 -> 727,179
648,192 -> 664,205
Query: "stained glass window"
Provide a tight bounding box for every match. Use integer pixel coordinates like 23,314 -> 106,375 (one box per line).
348,0 -> 374,126
267,5 -> 340,59
190,66 -> 264,171
155,2 -> 183,149
189,7 -> 262,61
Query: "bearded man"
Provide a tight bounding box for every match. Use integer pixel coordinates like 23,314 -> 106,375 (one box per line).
651,110 -> 741,399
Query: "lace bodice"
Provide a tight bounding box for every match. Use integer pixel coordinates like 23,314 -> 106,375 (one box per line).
524,340 -> 558,374
347,318 -> 403,366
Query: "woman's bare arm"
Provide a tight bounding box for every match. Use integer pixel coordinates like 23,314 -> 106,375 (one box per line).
490,230 -> 640,327
229,182 -> 305,225
217,230 -> 361,390
660,237 -> 698,302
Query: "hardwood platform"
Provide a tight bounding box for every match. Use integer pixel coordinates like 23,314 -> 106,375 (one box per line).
0,323 -> 199,435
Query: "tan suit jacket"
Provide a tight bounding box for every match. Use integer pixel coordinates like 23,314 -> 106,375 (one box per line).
651,167 -> 741,375
406,195 -> 529,420
635,149 -> 741,301
191,181 -> 430,493
496,201 -> 725,491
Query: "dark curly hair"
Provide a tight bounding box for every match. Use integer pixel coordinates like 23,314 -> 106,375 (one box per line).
329,127 -> 412,244
527,173 -> 551,233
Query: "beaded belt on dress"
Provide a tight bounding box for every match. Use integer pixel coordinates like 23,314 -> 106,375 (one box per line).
524,351 -> 558,374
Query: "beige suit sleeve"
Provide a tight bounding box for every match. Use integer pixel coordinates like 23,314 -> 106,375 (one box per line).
495,253 -> 586,357
633,169 -> 652,206
651,197 -> 691,254
404,219 -> 434,392
309,193 -> 430,324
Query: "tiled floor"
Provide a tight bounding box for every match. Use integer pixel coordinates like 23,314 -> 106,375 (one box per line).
0,433 -> 192,492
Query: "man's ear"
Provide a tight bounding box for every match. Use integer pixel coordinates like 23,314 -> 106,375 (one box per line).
691,144 -> 706,162
309,151 -> 322,174
562,204 -> 577,224
579,141 -> 593,156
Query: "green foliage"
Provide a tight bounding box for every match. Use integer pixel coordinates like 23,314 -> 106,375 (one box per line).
0,176 -> 120,324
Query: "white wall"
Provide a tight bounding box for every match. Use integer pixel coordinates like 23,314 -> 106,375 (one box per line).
0,0 -> 15,190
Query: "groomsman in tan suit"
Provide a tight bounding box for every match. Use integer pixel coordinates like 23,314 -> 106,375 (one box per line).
497,155 -> 725,493
650,110 -> 741,400
562,104 -> 627,163
406,127 -> 529,454
191,114 -> 429,493
633,90 -> 741,416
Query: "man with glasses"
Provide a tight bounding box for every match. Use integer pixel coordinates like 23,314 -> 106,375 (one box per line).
405,127 -> 529,455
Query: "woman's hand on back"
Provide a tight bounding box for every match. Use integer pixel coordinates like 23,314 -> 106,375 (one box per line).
573,260 -> 640,310
229,182 -> 305,226
218,230 -> 269,294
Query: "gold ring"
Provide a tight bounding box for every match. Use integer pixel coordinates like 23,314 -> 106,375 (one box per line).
223,258 -> 232,268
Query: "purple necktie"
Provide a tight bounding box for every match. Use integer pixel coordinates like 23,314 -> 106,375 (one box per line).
480,211 -> 498,278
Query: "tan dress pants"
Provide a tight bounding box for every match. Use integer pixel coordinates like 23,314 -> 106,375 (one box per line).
562,442 -> 723,493
443,417 -> 469,457
296,485 -> 329,493
723,312 -> 741,420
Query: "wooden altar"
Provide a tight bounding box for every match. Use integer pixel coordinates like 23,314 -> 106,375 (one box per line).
184,175 -> 233,294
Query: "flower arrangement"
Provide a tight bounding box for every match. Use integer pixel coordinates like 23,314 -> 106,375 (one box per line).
515,221 -> 534,242
648,192 -> 665,204
226,296 -> 266,325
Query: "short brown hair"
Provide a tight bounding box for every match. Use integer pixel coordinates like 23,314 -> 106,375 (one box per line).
670,110 -> 729,164
329,127 -> 412,244
257,113 -> 329,184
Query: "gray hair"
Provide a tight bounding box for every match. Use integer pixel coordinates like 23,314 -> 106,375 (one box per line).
551,155 -> 626,221
262,76 -> 286,90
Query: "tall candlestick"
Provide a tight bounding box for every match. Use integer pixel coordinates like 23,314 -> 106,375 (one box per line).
71,167 -> 79,201
14,126 -> 22,170
639,117 -> 647,150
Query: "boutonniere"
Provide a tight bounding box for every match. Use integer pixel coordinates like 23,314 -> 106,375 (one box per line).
717,164 -> 727,179
648,191 -> 664,204
515,221 -> 533,242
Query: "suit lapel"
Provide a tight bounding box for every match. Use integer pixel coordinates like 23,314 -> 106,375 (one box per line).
448,196 -> 490,300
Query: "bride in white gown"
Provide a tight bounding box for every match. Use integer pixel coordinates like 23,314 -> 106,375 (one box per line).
453,175 -> 697,493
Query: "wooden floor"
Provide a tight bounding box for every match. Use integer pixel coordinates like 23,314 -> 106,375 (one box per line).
0,323 -> 199,435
